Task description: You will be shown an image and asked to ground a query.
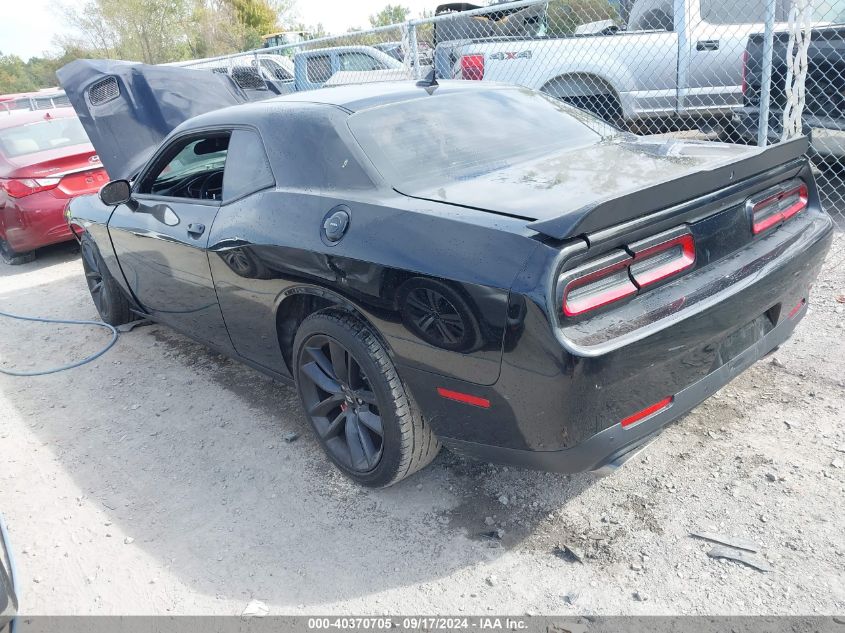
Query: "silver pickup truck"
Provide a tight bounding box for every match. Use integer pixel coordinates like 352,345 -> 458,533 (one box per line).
436,0 -> 792,125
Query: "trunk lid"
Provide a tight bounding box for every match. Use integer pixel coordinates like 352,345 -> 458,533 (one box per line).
2,144 -> 100,179
401,136 -> 808,239
56,59 -> 252,181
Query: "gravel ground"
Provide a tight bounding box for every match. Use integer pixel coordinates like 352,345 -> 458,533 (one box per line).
0,231 -> 843,617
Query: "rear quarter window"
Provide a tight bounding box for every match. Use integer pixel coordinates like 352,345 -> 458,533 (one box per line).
222,129 -> 275,202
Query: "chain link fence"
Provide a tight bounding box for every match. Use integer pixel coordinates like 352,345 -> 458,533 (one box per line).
178,0 -> 845,226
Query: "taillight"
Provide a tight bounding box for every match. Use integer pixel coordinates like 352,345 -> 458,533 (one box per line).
628,230 -> 696,288
0,177 -> 61,198
460,54 -> 484,80
747,179 -> 808,235
561,251 -> 637,317
56,168 -> 109,197
559,227 -> 696,318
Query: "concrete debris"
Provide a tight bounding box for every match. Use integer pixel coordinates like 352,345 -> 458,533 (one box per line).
552,543 -> 584,564
707,546 -> 773,572
241,599 -> 269,619
690,531 -> 759,552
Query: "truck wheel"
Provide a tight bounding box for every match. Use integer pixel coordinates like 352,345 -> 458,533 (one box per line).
560,94 -> 623,126
294,311 -> 440,487
0,238 -> 35,265
80,234 -> 134,326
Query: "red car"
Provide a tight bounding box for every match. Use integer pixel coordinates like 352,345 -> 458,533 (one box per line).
0,108 -> 108,264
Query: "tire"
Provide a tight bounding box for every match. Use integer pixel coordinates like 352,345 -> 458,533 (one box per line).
80,234 -> 134,326
560,94 -> 623,127
293,310 -> 440,487
0,237 -> 35,265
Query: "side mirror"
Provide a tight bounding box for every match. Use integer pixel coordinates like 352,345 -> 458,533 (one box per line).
99,179 -> 132,206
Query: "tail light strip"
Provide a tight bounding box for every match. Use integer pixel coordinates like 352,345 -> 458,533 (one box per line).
747,179 -> 808,235
561,252 -> 637,317
559,179 -> 808,319
561,227 -> 695,317
0,177 -> 61,198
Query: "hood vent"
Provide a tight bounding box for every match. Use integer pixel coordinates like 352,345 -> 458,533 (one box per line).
88,76 -> 119,106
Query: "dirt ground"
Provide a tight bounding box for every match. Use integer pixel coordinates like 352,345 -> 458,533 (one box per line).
0,230 -> 843,617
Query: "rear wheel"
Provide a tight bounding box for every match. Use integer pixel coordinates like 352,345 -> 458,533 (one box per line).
80,234 -> 134,326
560,93 -> 623,126
294,311 -> 440,487
0,237 -> 35,265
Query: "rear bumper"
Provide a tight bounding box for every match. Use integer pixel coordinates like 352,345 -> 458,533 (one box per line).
404,203 -> 833,473
441,303 -> 803,473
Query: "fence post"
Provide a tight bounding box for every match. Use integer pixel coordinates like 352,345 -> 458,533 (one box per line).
757,0 -> 778,147
408,21 -> 421,80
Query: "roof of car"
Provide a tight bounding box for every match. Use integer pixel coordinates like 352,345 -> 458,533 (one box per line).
0,107 -> 78,130
179,80 -> 516,132
274,79 -> 512,111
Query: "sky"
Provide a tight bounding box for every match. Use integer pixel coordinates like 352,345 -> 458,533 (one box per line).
0,0 -> 436,61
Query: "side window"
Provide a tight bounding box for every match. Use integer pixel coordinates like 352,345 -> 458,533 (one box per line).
260,59 -> 293,81
339,52 -> 386,72
306,55 -> 333,83
138,133 -> 229,201
222,129 -> 275,202
628,0 -> 674,30
699,0 -> 789,23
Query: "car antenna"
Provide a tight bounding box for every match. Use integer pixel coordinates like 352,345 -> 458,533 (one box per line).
416,67 -> 439,94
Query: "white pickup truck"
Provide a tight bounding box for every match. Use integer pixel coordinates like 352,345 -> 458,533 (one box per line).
435,0 -> 791,125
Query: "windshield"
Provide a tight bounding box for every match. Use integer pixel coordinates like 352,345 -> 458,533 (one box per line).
347,88 -> 611,190
0,116 -> 89,158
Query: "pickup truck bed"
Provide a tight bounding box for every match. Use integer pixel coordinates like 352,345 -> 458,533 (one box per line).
734,25 -> 845,156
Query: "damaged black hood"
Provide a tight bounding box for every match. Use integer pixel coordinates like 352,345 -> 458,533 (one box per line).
57,59 -> 252,180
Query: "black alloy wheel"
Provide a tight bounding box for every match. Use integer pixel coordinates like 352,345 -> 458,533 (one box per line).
297,333 -> 384,473
79,234 -> 134,326
293,311 -> 440,487
81,239 -> 112,318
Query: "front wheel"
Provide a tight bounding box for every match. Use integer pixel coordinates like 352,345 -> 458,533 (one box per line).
293,311 -> 440,487
80,234 -> 134,326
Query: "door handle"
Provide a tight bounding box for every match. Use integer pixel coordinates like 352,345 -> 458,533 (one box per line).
187,223 -> 206,237
696,39 -> 719,51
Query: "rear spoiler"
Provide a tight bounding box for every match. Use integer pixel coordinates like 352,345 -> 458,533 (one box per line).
527,136 -> 811,240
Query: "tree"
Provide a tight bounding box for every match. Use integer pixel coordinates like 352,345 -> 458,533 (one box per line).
62,0 -> 299,64
369,4 -> 410,27
0,53 -> 39,93
63,0 -> 193,64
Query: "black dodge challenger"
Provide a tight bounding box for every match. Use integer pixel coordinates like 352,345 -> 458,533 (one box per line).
59,60 -> 833,487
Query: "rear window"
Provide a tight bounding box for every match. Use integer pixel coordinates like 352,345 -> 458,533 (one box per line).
0,117 -> 89,158
340,52 -> 387,72
347,88 -> 609,190
307,55 -> 333,84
